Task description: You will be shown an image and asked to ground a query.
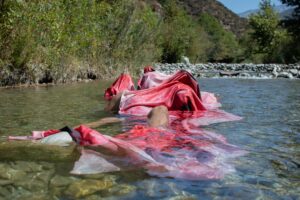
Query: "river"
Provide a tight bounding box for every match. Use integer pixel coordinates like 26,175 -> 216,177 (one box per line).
0,79 -> 299,199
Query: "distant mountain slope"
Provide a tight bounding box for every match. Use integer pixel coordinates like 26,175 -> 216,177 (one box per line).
239,4 -> 295,19
176,0 -> 247,37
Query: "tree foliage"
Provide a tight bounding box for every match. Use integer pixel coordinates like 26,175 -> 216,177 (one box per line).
0,0 -> 162,85
4,0 -> 296,85
248,0 -> 290,63
198,13 -> 240,62
280,0 -> 300,62
160,0 -> 206,63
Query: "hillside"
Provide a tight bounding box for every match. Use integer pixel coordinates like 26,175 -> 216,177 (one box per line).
143,0 -> 248,37
176,0 -> 248,36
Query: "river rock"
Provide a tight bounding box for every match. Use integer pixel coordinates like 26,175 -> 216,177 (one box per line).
289,69 -> 298,76
155,63 -> 300,79
0,179 -> 13,186
277,72 -> 293,79
0,186 -> 11,198
50,175 -> 79,188
15,192 -> 53,200
10,161 -> 44,172
14,168 -> 54,191
49,175 -> 80,196
64,179 -> 115,198
0,164 -> 27,181
239,73 -> 251,77
168,195 -> 197,200
0,141 -> 79,162
219,71 -> 240,77
105,184 -> 136,196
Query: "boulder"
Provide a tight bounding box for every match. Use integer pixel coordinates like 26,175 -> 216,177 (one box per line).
289,69 -> 298,76
277,72 -> 293,79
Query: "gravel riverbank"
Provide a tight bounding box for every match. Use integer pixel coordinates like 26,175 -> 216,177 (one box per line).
154,63 -> 300,79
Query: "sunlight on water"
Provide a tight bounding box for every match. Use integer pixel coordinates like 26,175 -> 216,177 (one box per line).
0,79 -> 299,199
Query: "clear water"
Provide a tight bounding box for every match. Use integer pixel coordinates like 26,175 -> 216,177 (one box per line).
0,79 -> 299,199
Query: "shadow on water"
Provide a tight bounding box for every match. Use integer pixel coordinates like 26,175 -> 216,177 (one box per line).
0,79 -> 299,199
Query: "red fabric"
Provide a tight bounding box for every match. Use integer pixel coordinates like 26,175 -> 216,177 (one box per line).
138,70 -> 201,99
104,73 -> 135,100
74,125 -> 110,146
43,129 -> 60,137
119,81 -> 206,116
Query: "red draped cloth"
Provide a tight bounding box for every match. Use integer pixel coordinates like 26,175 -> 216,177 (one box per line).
104,73 -> 135,100
138,70 -> 201,99
119,81 -> 206,116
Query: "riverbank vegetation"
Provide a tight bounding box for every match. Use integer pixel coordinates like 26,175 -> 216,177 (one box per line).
0,0 -> 299,86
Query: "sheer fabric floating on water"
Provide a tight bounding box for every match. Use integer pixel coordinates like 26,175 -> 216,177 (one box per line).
9,124 -> 246,180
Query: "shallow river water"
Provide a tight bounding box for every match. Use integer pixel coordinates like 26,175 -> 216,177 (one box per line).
0,79 -> 299,199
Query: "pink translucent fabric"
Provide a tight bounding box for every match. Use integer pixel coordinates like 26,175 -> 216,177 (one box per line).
10,125 -> 245,180
104,73 -> 135,100
137,71 -> 169,90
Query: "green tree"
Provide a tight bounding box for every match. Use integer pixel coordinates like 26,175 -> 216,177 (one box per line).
248,0 -> 289,62
281,0 -> 300,62
198,13 -> 240,62
159,0 -> 194,63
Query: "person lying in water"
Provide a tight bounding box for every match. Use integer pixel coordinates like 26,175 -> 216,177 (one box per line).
9,106 -> 169,144
8,105 -> 246,180
105,80 -> 206,115
104,67 -> 221,115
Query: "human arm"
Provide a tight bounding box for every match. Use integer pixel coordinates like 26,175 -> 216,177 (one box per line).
78,117 -> 123,129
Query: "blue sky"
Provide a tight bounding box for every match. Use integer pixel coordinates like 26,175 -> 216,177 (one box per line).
217,0 -> 282,13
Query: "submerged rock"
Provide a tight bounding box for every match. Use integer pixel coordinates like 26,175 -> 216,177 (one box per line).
64,179 -> 115,198
15,192 -> 53,200
0,164 -> 27,181
10,161 -> 44,172
106,184 -> 136,196
50,175 -> 79,188
0,141 -> 79,162
0,186 -> 12,198
0,179 -> 13,186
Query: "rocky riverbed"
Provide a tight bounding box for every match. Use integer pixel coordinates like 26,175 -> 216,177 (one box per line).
154,63 -> 300,79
